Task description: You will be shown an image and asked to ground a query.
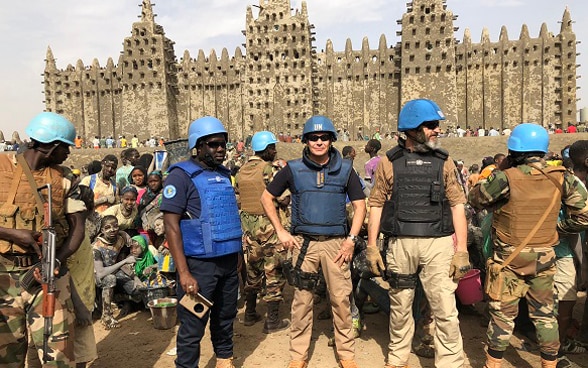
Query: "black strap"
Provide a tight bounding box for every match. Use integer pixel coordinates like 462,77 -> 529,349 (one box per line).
294,236 -> 312,271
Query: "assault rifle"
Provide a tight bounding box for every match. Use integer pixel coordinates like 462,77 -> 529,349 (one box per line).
37,184 -> 57,364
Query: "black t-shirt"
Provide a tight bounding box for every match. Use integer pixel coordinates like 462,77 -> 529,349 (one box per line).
266,164 -> 365,201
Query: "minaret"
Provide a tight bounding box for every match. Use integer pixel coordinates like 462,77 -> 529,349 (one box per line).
141,0 -> 155,23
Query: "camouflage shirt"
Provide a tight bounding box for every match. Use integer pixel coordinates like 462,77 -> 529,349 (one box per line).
468,160 -> 588,235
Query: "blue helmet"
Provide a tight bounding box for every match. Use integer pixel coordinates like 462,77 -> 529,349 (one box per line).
302,115 -> 338,142
507,123 -> 549,153
398,99 -> 446,132
187,116 -> 228,149
251,131 -> 278,152
25,112 -> 76,145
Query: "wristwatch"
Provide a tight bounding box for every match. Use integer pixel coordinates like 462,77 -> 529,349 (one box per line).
347,234 -> 358,242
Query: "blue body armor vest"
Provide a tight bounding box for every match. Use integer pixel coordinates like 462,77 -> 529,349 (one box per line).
288,149 -> 353,236
169,160 -> 242,258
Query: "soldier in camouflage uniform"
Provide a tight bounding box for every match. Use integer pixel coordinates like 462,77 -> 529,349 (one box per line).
0,112 -> 87,367
468,124 -> 588,368
235,131 -> 290,334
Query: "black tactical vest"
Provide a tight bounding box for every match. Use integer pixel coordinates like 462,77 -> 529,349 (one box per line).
380,146 -> 454,237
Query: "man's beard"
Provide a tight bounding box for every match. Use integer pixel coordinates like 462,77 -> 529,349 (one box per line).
202,152 -> 220,168
405,130 -> 441,153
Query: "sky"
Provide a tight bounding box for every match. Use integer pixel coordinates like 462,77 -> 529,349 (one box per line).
1,0 -> 586,139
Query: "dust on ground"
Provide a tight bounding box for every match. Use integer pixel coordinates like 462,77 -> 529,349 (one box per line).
88,289 -> 587,368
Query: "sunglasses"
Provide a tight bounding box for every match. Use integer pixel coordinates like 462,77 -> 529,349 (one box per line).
307,134 -> 331,142
421,121 -> 440,130
204,140 -> 227,149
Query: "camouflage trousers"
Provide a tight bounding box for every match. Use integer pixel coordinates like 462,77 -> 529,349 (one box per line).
241,212 -> 286,302
0,269 -> 75,368
487,246 -> 560,356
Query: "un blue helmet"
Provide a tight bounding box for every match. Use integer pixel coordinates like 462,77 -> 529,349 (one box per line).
25,112 -> 76,145
398,99 -> 446,132
302,115 -> 338,142
251,131 -> 278,152
507,123 -> 549,153
187,116 -> 228,149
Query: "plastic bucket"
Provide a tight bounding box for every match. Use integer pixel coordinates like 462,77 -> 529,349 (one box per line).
455,269 -> 483,305
148,297 -> 178,330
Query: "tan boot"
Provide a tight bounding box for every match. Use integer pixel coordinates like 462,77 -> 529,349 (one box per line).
339,359 -> 359,368
384,364 -> 408,368
484,351 -> 502,368
215,357 -> 235,368
287,361 -> 308,368
541,359 -> 557,368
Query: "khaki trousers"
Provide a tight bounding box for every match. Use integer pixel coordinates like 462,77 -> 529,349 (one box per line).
385,236 -> 464,368
289,236 -> 354,361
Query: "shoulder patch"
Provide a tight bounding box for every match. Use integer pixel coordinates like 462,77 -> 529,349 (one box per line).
163,185 -> 177,199
486,173 -> 496,183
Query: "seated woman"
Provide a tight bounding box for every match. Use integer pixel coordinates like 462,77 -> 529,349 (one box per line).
128,165 -> 148,204
92,215 -> 141,329
102,186 -> 139,237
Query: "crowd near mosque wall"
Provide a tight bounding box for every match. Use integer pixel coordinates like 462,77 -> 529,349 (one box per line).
43,0 -> 579,141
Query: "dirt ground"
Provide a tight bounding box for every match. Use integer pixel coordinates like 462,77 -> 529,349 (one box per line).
69,134 -> 588,368
87,289 -> 588,368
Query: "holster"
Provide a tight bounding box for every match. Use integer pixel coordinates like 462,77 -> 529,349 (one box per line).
385,270 -> 419,289
485,258 -> 504,301
281,236 -> 320,291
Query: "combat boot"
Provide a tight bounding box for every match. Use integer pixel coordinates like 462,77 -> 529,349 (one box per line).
540,358 -> 557,368
215,357 -> 235,368
484,351 -> 502,368
243,292 -> 261,326
287,361 -> 308,368
339,359 -> 359,368
263,301 -> 290,334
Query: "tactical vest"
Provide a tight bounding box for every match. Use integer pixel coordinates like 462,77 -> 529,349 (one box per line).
238,157 -> 268,215
493,166 -> 564,247
0,154 -> 68,253
288,150 -> 352,236
380,146 -> 454,237
169,160 -> 242,258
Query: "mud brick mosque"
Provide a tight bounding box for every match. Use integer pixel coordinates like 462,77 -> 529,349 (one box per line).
42,0 -> 579,141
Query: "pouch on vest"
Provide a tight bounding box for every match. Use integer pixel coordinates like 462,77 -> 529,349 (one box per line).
0,204 -> 18,252
180,218 -> 206,256
379,199 -> 395,236
485,258 -> 504,301
17,207 -> 38,231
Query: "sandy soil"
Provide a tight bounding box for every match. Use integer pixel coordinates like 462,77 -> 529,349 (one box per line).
69,134 -> 588,368
86,289 -> 587,368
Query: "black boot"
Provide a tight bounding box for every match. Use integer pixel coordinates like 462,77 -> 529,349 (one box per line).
263,301 -> 290,334
244,292 -> 262,326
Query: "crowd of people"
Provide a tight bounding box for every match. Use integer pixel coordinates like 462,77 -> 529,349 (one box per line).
2,103 -> 588,368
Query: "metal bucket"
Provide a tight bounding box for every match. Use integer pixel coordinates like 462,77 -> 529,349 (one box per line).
147,297 -> 178,330
163,138 -> 190,165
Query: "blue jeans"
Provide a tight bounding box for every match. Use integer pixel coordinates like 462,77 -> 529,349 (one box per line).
175,253 -> 239,368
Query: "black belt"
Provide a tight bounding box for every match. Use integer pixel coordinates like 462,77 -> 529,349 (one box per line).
0,253 -> 39,269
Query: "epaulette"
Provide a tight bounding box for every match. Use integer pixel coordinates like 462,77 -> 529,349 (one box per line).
432,147 -> 449,161
386,145 -> 404,162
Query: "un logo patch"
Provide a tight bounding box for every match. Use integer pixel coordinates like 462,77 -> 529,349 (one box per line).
163,185 -> 177,199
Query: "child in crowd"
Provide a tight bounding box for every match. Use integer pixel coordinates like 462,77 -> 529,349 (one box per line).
128,165 -> 148,203
93,215 -> 141,329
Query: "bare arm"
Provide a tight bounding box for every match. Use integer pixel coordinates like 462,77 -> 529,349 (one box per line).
367,206 -> 383,248
94,256 -> 135,280
261,189 -> 299,249
163,212 -> 199,295
450,203 -> 468,252
56,211 -> 86,264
